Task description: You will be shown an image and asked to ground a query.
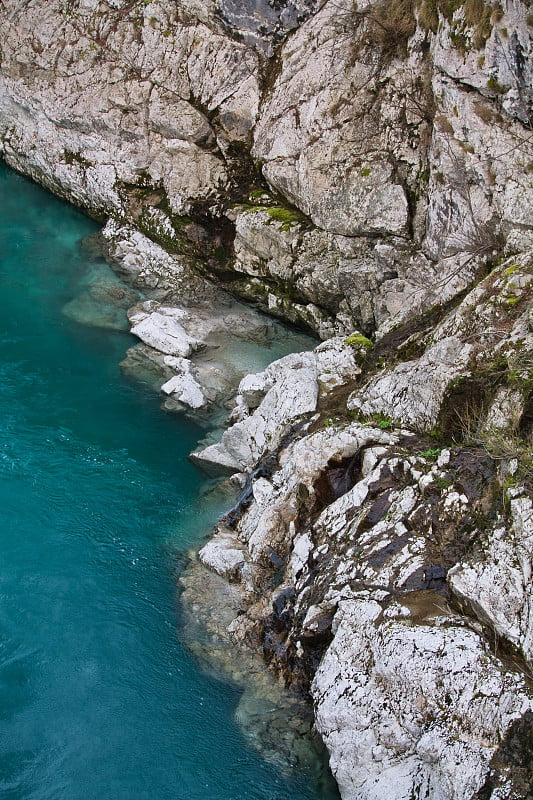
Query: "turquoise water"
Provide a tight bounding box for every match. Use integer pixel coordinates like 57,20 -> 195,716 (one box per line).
0,163 -> 327,800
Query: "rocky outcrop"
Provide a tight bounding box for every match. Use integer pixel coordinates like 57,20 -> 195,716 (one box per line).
449,492 -> 533,661
191,335 -> 365,471
1,0 -> 532,337
181,252 -> 533,798
98,222 -> 316,424
1,1 -> 533,797
313,597 -> 532,800
349,250 -> 533,433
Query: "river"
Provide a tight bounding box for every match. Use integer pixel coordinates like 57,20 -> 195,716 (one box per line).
0,162 -> 327,800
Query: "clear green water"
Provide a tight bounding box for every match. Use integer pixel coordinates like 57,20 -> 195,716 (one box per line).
0,163 -> 326,800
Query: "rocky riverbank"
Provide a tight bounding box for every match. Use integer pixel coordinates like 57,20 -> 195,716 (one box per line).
181,250 -> 533,799
1,0 -> 532,797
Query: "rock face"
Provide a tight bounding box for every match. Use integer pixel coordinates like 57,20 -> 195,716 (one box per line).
191,336 -> 364,472
1,0 -> 532,337
449,493 -> 533,661
349,251 -> 533,433
182,253 -> 533,798
100,222 -> 316,425
314,597 -> 532,800
1,1 -> 533,798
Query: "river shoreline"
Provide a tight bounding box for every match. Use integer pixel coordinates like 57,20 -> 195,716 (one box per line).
68,210 -> 338,793
1,0 -> 532,794
4,153 -> 533,800
0,159 -> 338,800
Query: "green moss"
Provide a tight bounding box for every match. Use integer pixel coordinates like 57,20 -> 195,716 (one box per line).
487,75 -> 506,93
238,204 -> 306,232
265,207 -> 303,228
360,167 -> 372,177
249,189 -> 270,200
371,414 -> 395,430
503,264 -> 519,276
344,333 -> 373,349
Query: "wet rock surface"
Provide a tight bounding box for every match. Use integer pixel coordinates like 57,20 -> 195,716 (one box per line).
95,223 -> 316,427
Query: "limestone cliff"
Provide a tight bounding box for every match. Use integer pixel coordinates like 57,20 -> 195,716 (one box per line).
1,1 -> 533,798
187,250 -> 532,799
1,0 -> 531,337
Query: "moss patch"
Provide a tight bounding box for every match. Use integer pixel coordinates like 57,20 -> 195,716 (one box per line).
238,203 -> 308,232
344,333 -> 373,349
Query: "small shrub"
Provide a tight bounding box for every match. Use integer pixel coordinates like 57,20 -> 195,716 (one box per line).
420,447 -> 443,459
371,414 -> 395,430
433,474 -> 454,490
365,0 -> 417,59
428,427 -> 445,442
435,114 -> 454,134
473,102 -> 496,124
344,333 -> 373,349
487,75 -> 506,93
418,0 -> 439,33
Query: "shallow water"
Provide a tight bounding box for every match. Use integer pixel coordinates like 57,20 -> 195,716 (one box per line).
0,163 -> 328,800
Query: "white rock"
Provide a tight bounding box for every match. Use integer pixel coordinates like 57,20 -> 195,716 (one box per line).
199,529 -> 247,580
131,312 -> 199,357
449,495 -> 533,662
161,365 -> 206,410
348,337 -> 472,430
313,598 -> 533,800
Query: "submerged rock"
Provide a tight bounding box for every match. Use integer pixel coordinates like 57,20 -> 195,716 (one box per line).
179,552 -> 339,796
101,223 -> 317,427
62,262 -> 139,331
